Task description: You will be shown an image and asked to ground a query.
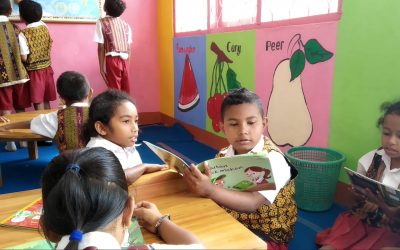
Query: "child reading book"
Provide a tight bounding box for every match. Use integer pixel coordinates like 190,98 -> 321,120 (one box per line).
85,89 -> 166,184
183,88 -> 297,249
40,147 -> 202,249
316,101 -> 400,249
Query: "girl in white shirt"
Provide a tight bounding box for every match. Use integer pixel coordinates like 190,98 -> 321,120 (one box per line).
41,147 -> 202,249
85,90 -> 166,184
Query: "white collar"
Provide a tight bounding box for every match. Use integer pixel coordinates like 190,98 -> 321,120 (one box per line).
0,15 -> 9,22
222,136 -> 265,157
376,148 -> 400,173
26,20 -> 46,28
56,231 -> 120,249
92,136 -> 137,154
70,102 -> 90,107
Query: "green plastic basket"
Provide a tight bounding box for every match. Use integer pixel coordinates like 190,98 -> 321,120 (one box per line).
285,146 -> 346,212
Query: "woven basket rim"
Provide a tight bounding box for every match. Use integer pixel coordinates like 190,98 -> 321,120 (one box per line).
285,146 -> 346,166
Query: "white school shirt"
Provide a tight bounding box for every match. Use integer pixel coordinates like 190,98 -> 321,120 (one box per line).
56,231 -> 204,249
357,148 -> 400,189
86,136 -> 142,169
18,21 -> 48,56
30,102 -> 89,139
93,16 -> 132,60
220,136 -> 291,204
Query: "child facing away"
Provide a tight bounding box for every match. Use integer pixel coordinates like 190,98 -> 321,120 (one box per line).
16,0 -> 56,110
84,89 -> 166,185
1,71 -> 92,152
41,147 -> 203,249
94,0 -> 132,93
183,88 -> 298,249
316,101 -> 400,249
0,0 -> 30,151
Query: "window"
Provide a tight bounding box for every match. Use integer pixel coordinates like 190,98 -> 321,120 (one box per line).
174,0 -> 208,33
174,0 -> 341,35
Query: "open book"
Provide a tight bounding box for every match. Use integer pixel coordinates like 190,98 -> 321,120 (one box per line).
144,141 -> 276,191
345,167 -> 400,207
0,197 -> 42,230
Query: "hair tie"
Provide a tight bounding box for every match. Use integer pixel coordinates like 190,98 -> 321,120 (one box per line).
66,163 -> 80,173
69,230 -> 83,242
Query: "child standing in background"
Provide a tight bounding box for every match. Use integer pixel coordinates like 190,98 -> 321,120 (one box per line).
41,147 -> 202,249
17,0 -> 56,110
94,0 -> 132,93
0,0 -> 30,151
183,88 -> 298,249
316,101 -> 400,249
85,89 -> 166,184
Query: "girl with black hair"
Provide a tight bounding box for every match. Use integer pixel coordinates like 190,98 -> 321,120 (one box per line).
41,147 -> 202,249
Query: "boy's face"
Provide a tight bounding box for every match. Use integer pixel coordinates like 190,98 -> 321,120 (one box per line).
220,103 -> 266,154
381,113 -> 400,159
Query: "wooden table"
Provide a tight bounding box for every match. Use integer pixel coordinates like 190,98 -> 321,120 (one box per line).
0,109 -> 54,160
0,170 -> 266,249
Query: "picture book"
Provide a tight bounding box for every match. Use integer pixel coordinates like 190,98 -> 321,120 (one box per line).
144,141 -> 276,191
345,167 -> 400,207
0,197 -> 42,230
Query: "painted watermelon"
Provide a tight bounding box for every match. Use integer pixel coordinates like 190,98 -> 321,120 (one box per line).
178,54 -> 199,111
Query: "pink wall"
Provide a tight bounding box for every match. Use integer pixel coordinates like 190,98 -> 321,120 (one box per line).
42,0 -> 159,112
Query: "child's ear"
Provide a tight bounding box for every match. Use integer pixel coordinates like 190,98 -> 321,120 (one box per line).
220,120 -> 225,134
94,121 -> 108,136
122,196 -> 135,228
88,88 -> 93,100
262,116 -> 268,129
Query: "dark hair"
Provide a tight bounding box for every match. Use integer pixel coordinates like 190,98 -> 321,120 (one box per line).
377,101 -> 400,127
220,88 -> 264,120
41,147 -> 128,250
0,0 -> 11,15
104,0 -> 126,17
84,89 -> 135,142
56,71 -> 90,103
18,0 -> 42,23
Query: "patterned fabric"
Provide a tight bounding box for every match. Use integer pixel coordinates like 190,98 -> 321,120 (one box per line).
0,22 -> 29,87
353,149 -> 400,233
100,17 -> 129,54
55,106 -> 89,152
216,137 -> 298,244
22,25 -> 52,71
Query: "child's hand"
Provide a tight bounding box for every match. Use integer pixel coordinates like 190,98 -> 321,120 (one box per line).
0,116 -> 10,123
143,164 -> 168,173
133,201 -> 163,233
183,163 -> 214,198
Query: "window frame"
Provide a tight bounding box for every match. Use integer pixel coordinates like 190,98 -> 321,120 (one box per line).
174,0 -> 342,37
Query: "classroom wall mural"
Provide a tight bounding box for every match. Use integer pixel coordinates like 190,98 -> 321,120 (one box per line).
173,36 -> 207,129
256,22 -> 338,149
206,31 -> 256,135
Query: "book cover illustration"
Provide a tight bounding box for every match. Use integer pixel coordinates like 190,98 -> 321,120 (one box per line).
345,167 -> 400,207
0,197 -> 42,230
144,141 -> 276,191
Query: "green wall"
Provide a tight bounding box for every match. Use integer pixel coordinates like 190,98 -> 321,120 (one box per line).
330,0 -> 400,182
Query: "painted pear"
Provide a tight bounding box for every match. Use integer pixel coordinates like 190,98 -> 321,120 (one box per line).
267,59 -> 312,147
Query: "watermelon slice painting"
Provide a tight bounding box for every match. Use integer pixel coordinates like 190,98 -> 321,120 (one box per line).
178,54 -> 200,111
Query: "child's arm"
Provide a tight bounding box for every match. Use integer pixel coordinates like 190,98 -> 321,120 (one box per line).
97,43 -> 108,85
134,200 -> 201,245
124,164 -> 168,185
183,165 -> 268,212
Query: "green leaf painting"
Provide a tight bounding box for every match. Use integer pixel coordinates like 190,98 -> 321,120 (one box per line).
233,180 -> 255,191
304,39 -> 333,64
226,67 -> 242,90
289,49 -> 306,81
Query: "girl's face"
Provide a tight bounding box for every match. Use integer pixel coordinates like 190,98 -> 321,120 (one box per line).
102,101 -> 139,148
382,114 -> 400,160
245,169 -> 264,182
220,103 -> 266,154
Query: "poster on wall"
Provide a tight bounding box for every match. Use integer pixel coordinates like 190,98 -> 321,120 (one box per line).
173,36 -> 207,129
255,22 -> 338,149
10,0 -> 104,23
206,31 -> 256,136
